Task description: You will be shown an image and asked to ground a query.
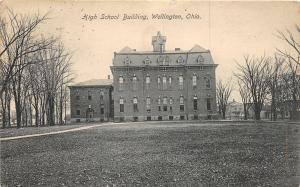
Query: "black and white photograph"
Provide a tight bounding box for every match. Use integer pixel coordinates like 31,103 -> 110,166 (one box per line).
0,0 -> 299,186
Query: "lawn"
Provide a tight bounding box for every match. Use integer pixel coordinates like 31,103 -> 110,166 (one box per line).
0,122 -> 299,186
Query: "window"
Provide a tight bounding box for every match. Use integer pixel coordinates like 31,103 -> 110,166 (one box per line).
192,74 -> 197,87
119,76 -> 124,91
76,109 -> 80,115
193,96 -> 198,110
158,97 -> 161,111
147,116 -> 151,121
179,75 -> 183,90
133,97 -> 138,112
180,96 -> 184,111
120,98 -> 124,112
146,75 -> 150,90
207,98 -> 211,111
162,75 -> 167,90
168,76 -> 172,88
157,76 -> 161,89
76,95 -> 80,100
100,106 -> 104,114
88,91 -> 92,100
206,78 -> 211,88
146,97 -> 151,112
169,116 -> 173,120
163,97 -> 168,111
180,115 -> 185,120
169,97 -> 173,105
132,75 -> 137,90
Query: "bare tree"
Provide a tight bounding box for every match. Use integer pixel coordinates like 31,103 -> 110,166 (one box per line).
235,55 -> 271,120
237,80 -> 252,120
276,25 -> 300,66
267,55 -> 285,121
216,79 -> 233,119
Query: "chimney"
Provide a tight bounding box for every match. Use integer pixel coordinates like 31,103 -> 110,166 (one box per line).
107,75 -> 111,79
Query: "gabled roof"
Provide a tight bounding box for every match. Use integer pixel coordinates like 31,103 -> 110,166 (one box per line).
189,44 -> 207,52
119,46 -> 134,53
69,79 -> 112,87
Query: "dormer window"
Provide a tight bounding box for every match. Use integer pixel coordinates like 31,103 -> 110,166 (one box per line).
177,56 -> 184,64
144,56 -> 151,65
124,56 -> 131,65
196,55 -> 204,63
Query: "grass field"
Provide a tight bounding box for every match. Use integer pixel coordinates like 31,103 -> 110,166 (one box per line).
0,121 -> 299,186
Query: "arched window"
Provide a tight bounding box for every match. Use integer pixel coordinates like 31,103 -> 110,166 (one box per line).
119,76 -> 124,91
169,97 -> 173,105
179,75 -> 183,90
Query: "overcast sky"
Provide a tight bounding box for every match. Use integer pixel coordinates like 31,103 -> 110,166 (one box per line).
1,0 -> 299,100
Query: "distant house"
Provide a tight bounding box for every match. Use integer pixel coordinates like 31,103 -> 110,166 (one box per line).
68,78 -> 113,123
225,99 -> 244,120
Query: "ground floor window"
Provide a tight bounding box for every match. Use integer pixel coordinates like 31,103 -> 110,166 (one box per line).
207,98 -> 211,111
163,105 -> 167,111
133,117 -> 138,121
158,116 -> 162,121
169,116 -> 173,120
180,105 -> 184,111
120,117 -> 124,122
147,116 -> 151,121
100,106 -> 104,114
180,115 -> 185,120
76,119 -> 80,123
194,115 -> 198,120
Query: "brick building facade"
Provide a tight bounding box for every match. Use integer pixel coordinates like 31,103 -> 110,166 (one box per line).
69,79 -> 113,122
111,32 -> 218,122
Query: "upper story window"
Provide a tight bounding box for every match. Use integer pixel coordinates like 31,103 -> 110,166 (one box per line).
177,56 -> 184,64
192,74 -> 197,87
169,97 -> 173,105
179,75 -> 183,90
88,91 -> 92,100
168,76 -> 172,88
158,96 -> 161,111
146,75 -> 150,89
119,98 -> 124,112
196,55 -> 204,63
132,74 -> 137,90
206,78 -> 211,88
162,75 -> 167,90
157,76 -> 161,89
133,97 -> 138,112
119,76 -> 124,91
